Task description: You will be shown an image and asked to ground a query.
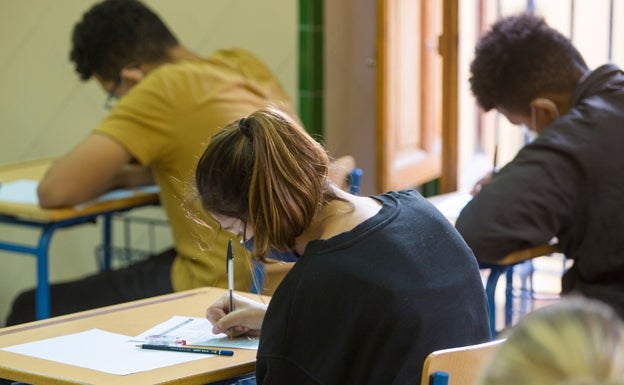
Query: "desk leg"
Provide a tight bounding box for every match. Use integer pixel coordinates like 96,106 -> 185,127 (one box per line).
35,226 -> 56,320
101,213 -> 113,271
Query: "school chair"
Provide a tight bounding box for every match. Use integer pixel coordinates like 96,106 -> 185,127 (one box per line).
480,244 -> 559,337
420,338 -> 505,385
249,155 -> 363,294
480,263 -> 517,337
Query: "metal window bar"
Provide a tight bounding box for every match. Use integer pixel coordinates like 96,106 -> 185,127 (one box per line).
96,212 -> 170,269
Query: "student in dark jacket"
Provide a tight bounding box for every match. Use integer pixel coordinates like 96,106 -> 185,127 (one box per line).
456,12 -> 624,318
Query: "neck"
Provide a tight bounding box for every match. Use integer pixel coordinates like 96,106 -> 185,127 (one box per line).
139,45 -> 200,74
294,187 -> 381,255
168,45 -> 201,61
540,68 -> 585,116
538,92 -> 573,116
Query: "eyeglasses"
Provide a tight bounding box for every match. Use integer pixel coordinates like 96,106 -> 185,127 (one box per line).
103,76 -> 122,110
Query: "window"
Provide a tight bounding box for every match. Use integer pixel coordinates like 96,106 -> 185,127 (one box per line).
457,0 -> 624,191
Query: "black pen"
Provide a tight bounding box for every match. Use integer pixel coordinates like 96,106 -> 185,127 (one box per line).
227,239 -> 235,339
227,239 -> 234,311
137,344 -> 234,356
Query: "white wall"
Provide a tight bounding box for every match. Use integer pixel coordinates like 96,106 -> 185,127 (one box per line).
0,0 -> 296,325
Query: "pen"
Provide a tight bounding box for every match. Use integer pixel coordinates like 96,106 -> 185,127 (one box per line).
137,344 -> 234,356
493,144 -> 499,174
227,239 -> 235,339
227,239 -> 234,311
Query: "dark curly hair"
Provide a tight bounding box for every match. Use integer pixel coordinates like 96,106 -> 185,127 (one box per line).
70,0 -> 178,82
469,13 -> 587,115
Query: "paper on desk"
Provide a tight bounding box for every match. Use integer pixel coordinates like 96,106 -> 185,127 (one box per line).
0,179 -> 39,204
133,315 -> 259,350
0,178 -> 159,207
1,328 -> 208,375
74,185 -> 160,210
432,192 -> 473,221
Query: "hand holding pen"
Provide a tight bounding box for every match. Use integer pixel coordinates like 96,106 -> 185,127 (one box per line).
205,292 -> 267,338
470,144 -> 499,196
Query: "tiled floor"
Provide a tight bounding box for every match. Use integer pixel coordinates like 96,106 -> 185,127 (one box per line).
485,252 -> 571,333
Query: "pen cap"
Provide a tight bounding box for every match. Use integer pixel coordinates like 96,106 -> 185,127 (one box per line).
145,335 -> 186,346
227,239 -> 234,288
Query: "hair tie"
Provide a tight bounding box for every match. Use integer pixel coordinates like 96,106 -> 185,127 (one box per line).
239,117 -> 252,139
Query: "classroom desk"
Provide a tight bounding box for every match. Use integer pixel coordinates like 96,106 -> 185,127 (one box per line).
428,191 -> 559,335
0,158 -> 160,320
0,287 -> 262,385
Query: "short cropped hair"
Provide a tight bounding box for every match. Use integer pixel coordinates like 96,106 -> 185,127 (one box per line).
70,0 -> 178,82
470,13 -> 587,115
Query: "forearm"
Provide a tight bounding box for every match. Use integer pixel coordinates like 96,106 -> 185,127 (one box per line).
456,207 -> 535,263
111,163 -> 154,188
456,156 -> 574,263
37,133 -> 135,208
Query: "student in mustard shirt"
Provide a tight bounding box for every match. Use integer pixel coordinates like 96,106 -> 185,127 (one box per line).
6,0 -> 296,325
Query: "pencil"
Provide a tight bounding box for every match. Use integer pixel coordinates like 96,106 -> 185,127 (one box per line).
493,144 -> 498,169
137,344 -> 234,356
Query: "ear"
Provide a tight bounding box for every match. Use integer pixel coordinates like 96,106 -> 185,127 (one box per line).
120,66 -> 145,89
531,98 -> 560,121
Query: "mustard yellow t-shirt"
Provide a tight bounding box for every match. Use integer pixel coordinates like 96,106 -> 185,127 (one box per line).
94,48 -> 296,292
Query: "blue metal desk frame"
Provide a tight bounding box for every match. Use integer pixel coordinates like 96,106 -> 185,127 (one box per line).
0,204 -> 156,320
0,158 -> 161,321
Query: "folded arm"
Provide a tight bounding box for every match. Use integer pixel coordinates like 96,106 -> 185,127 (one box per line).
37,133 -> 153,208
456,147 -> 579,263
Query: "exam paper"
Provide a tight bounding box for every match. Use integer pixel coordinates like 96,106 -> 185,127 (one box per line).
133,315 -> 259,350
1,328 -> 208,375
0,179 -> 39,204
0,178 -> 159,207
432,192 -> 472,222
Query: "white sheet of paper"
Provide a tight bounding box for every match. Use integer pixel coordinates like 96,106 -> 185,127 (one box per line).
133,316 -> 259,350
0,179 -> 39,204
0,179 -> 159,208
74,185 -> 160,210
433,192 -> 472,220
1,328 -> 209,376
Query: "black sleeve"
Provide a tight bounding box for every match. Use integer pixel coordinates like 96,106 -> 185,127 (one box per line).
456,143 -> 582,262
256,357 -> 322,385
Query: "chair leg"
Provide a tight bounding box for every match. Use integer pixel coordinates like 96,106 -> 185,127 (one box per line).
482,265 -> 510,338
504,268 -> 514,327
516,260 -> 535,317
250,261 -> 265,294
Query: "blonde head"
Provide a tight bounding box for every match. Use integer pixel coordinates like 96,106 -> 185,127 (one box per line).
478,297 -> 624,385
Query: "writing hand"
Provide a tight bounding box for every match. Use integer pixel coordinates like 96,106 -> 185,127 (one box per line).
206,293 -> 267,338
470,170 -> 497,196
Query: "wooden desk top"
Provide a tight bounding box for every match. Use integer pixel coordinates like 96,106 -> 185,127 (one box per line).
0,158 -> 159,222
0,288 -> 265,385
